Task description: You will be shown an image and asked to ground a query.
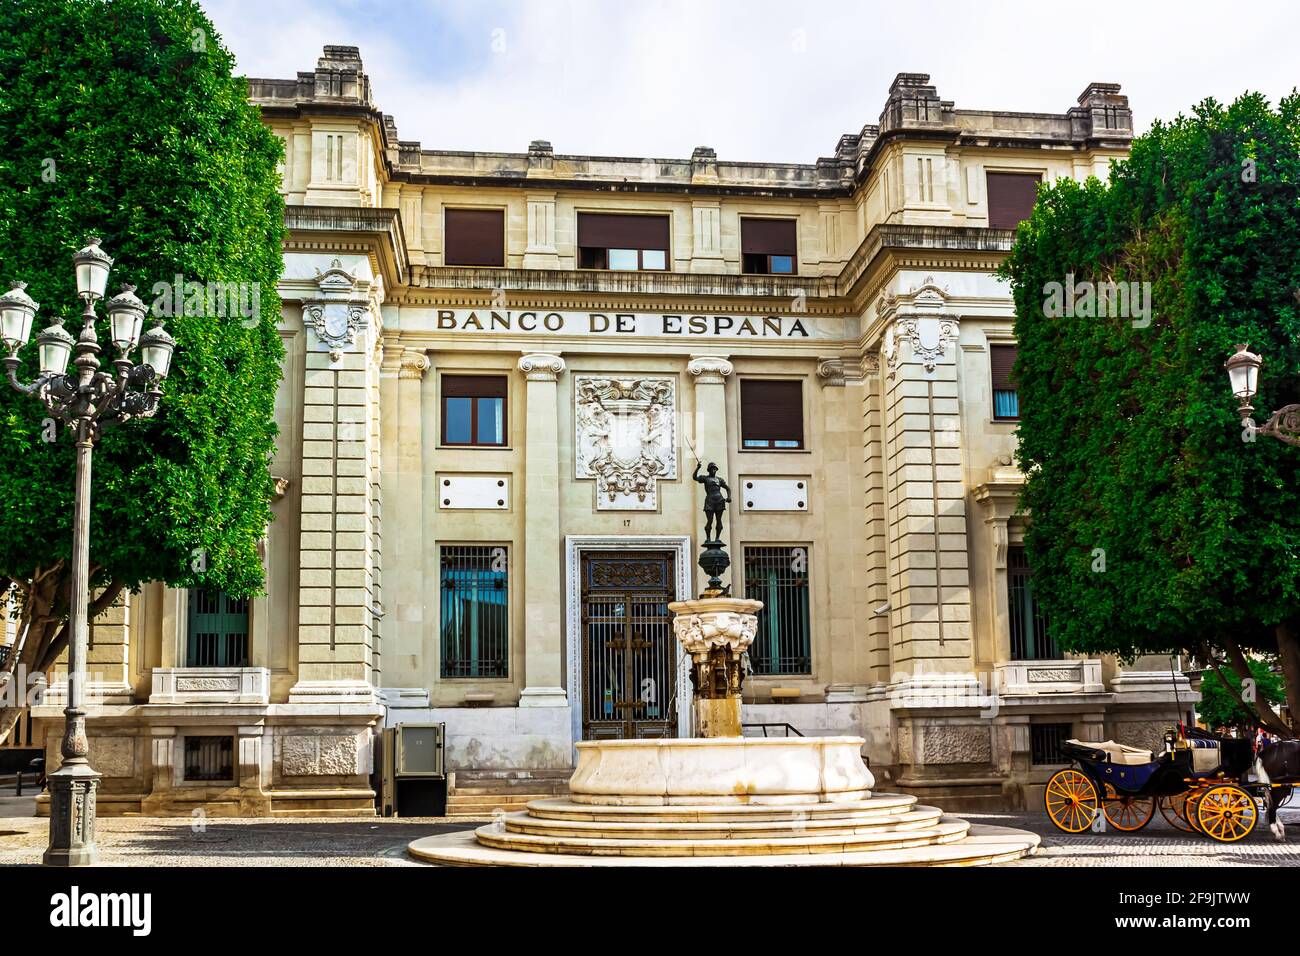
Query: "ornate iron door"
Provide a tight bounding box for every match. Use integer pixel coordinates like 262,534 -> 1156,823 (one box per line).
580,552 -> 677,740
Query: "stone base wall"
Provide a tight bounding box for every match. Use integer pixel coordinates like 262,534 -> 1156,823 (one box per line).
381,704 -> 572,771
31,702 -> 381,818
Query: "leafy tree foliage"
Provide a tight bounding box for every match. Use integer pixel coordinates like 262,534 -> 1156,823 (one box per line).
1197,657 -> 1285,733
0,0 -> 284,737
1000,93 -> 1300,735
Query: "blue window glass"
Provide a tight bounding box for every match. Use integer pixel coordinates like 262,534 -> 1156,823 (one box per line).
477,397 -> 504,444
769,255 -> 794,274
445,397 -> 473,443
993,389 -> 1019,420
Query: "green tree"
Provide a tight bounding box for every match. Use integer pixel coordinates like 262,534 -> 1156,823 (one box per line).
1197,657 -> 1285,734
0,0 -> 284,738
999,92 -> 1300,736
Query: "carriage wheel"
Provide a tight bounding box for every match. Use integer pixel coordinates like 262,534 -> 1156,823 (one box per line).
1184,789 -> 1207,833
1195,784 -> 1259,843
1159,793 -> 1194,832
1103,795 -> 1156,831
1045,769 -> 1099,833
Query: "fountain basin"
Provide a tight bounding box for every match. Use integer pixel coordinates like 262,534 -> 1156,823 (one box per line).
567,735 -> 874,806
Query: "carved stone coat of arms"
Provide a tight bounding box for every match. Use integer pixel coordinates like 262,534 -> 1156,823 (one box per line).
574,376 -> 677,510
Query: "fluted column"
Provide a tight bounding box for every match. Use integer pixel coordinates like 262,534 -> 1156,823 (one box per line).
687,355 -> 734,595
517,353 -> 567,706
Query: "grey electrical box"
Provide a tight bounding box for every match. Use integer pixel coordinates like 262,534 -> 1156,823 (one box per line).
395,722 -> 445,778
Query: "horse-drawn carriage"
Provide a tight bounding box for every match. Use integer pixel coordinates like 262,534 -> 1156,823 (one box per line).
1044,728 -> 1295,842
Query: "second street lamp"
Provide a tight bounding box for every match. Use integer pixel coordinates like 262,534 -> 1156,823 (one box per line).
1225,343 -> 1300,445
0,238 -> 176,866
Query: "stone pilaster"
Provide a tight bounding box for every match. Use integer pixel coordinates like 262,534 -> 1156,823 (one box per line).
686,355 -> 734,595
817,358 -> 871,701
879,279 -> 973,699
381,348 -> 430,690
689,201 -> 724,274
522,192 -> 559,269
290,260 -> 382,703
517,353 -> 567,707
860,353 -> 891,685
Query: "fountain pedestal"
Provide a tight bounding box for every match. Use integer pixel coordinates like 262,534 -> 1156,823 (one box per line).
668,596 -> 761,738
407,562 -> 1040,866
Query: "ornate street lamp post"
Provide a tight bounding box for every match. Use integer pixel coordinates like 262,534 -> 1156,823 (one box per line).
1225,343 -> 1300,444
0,239 -> 175,866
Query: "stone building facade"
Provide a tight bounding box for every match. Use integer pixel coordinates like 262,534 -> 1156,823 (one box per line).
31,46 -> 1193,816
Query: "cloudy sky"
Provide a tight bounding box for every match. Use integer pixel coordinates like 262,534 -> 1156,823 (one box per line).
201,0 -> 1297,163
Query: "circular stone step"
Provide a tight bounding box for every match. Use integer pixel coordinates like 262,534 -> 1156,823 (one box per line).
473,817 -> 971,857
523,793 -> 918,823
408,822 -> 1040,867
503,806 -> 946,841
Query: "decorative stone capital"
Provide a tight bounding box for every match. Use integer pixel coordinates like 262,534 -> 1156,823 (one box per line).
816,358 -> 847,387
686,355 -> 733,385
517,352 -> 565,382
667,598 -> 763,660
398,348 -> 431,380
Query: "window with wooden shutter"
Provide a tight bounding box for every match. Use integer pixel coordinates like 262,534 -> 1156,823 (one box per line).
444,208 -> 505,267
990,344 -> 1019,420
577,213 -> 670,271
986,172 -> 1041,229
442,375 -> 508,446
740,218 -> 797,275
740,379 -> 805,449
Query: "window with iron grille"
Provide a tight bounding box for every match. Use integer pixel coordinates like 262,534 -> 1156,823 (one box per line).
743,546 -> 812,675
1008,547 -> 1059,660
183,736 -> 234,782
1030,723 -> 1072,765
440,545 -> 509,678
186,590 -> 249,667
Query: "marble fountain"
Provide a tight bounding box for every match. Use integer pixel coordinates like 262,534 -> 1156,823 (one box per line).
408,594 -> 1039,867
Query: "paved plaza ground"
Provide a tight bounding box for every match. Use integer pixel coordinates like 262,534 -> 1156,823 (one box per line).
1,790 -> 1298,866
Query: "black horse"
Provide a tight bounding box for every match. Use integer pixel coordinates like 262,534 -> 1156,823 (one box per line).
1253,740 -> 1300,840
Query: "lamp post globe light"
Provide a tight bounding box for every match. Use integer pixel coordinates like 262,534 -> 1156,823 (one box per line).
1225,343 -> 1300,445
1,238 -> 175,866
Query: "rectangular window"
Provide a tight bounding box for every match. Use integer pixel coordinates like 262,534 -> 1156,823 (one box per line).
187,590 -> 249,667
440,545 -> 509,678
986,172 -> 1041,229
577,213 -> 669,271
740,218 -> 797,275
740,379 -> 805,449
1030,723 -> 1072,766
444,208 -> 505,267
1008,547 -> 1059,660
183,736 -> 234,782
990,344 -> 1019,420
441,375 -> 507,446
744,546 -> 812,675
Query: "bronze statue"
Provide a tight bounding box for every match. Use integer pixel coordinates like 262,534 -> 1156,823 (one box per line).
693,461 -> 731,542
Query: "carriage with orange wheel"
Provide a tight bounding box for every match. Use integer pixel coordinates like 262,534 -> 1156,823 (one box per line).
1044,729 -> 1260,842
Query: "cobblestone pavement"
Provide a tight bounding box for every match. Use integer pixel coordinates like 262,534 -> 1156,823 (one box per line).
966,806 -> 1300,866
1,795 -> 1297,866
